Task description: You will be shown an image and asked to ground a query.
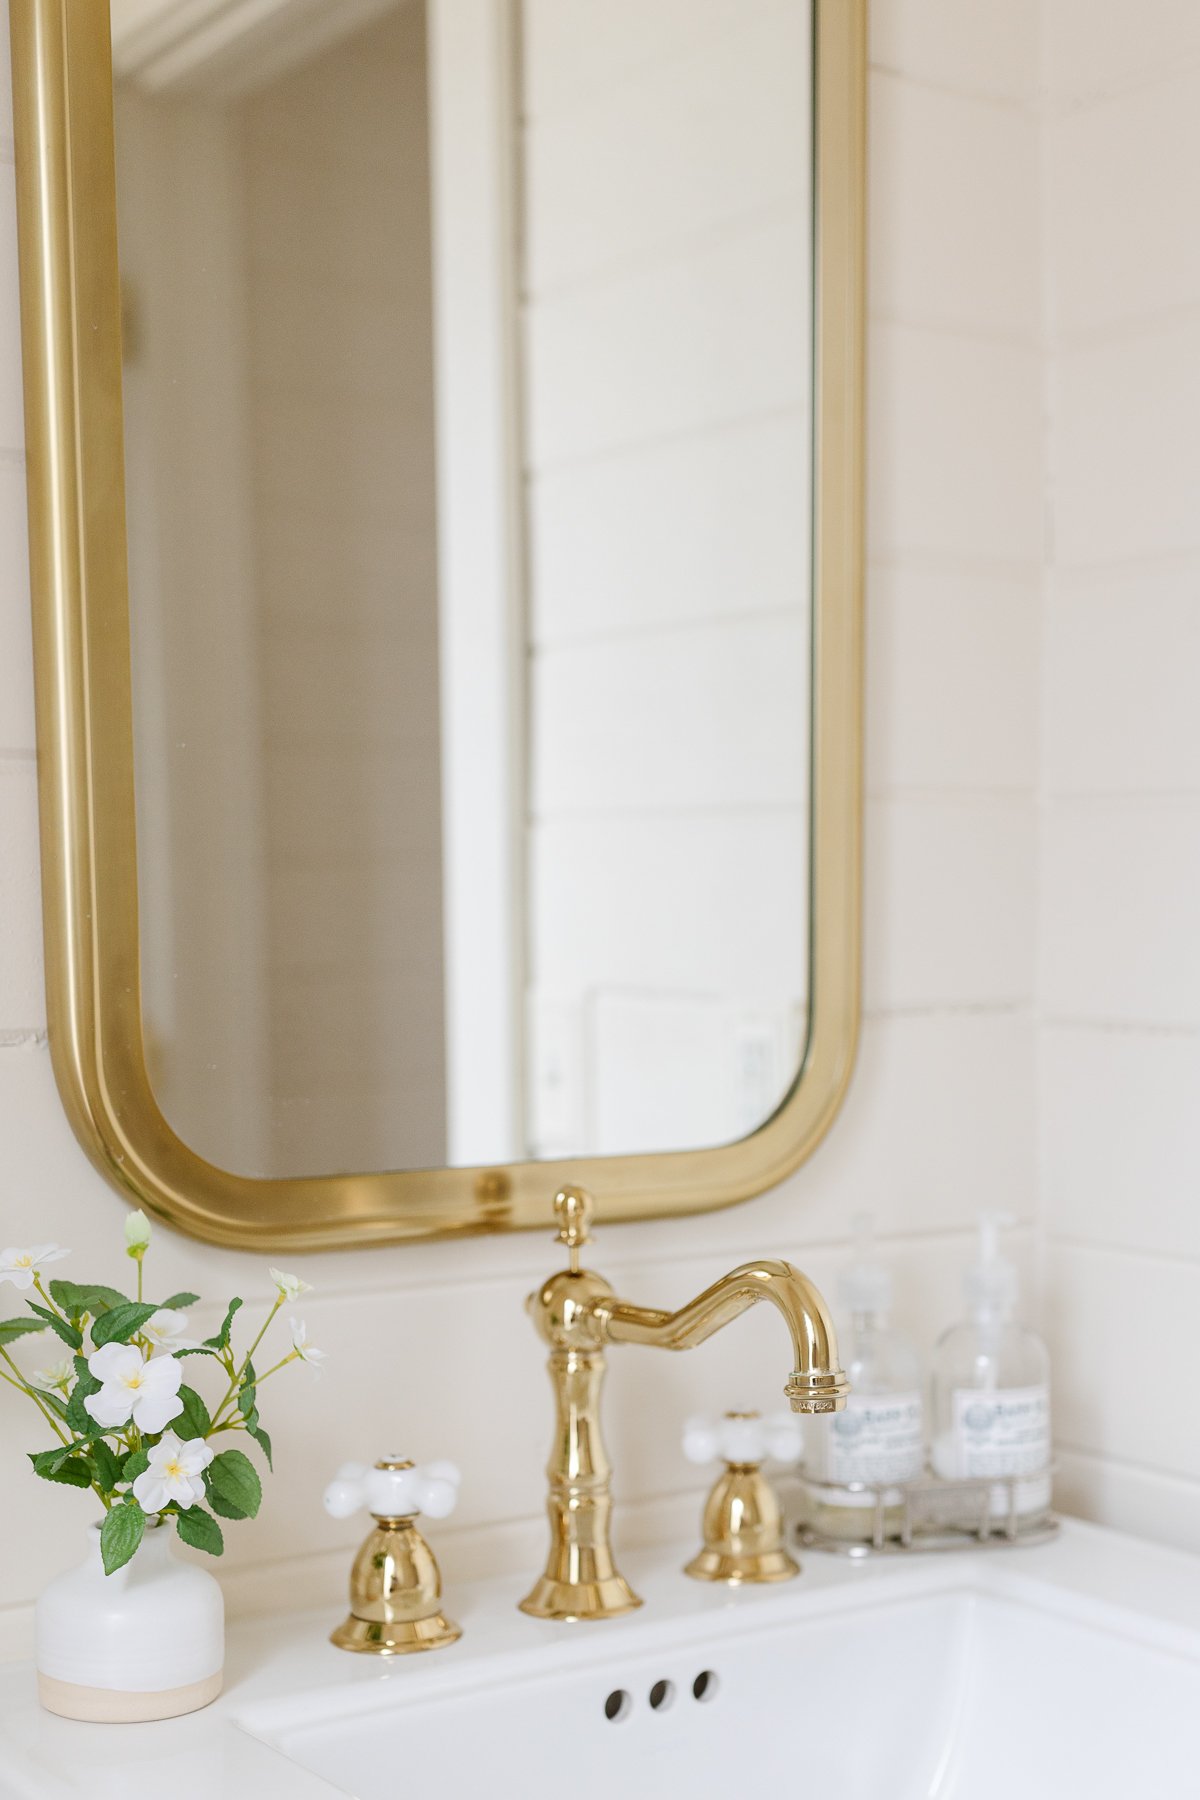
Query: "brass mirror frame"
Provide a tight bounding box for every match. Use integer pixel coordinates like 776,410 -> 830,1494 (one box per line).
9,0 -> 865,1250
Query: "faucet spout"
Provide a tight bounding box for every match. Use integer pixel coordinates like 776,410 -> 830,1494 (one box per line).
603,1260 -> 850,1414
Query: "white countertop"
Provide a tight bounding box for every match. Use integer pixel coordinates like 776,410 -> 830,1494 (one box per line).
2,1517 -> 1199,1800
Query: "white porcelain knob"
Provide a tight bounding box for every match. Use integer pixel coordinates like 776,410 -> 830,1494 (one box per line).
682,1411 -> 803,1468
324,1458 -> 461,1522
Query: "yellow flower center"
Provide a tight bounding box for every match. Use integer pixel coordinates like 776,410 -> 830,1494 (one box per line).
14,1255 -> 32,1269
123,1371 -> 144,1391
164,1458 -> 184,1481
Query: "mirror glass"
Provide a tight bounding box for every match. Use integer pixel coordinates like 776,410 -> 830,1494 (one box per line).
111,0 -> 815,1179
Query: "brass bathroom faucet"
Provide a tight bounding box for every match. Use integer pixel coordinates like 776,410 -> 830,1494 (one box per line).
519,1187 -> 850,1622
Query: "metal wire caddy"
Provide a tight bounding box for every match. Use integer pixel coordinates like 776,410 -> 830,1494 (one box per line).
795,1466 -> 1059,1558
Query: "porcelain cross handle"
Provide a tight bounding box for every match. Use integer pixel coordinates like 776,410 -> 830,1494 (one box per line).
324,1457 -> 461,1522
682,1410 -> 804,1468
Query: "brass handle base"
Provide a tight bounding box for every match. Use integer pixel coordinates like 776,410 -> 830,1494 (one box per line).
330,1611 -> 462,1655
518,1572 -> 643,1623
684,1545 -> 799,1584
684,1462 -> 800,1586
330,1515 -> 460,1656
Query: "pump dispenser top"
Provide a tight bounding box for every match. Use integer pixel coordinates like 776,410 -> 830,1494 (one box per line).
802,1211 -> 924,1542
839,1212 -> 892,1319
964,1211 -> 1019,1322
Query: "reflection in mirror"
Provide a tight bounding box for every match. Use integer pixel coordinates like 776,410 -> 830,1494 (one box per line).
112,0 -> 814,1179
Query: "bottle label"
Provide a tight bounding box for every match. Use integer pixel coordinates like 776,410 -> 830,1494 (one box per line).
950,1385 -> 1050,1477
825,1391 -> 924,1486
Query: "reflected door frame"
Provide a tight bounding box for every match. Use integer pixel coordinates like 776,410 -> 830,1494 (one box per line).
430,0 -> 527,1166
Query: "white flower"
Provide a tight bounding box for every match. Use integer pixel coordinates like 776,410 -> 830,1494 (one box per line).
124,1210 -> 152,1257
141,1308 -> 195,1354
269,1268 -> 312,1303
32,1357 -> 74,1393
132,1431 -> 213,1514
289,1317 -> 327,1369
84,1343 -> 184,1433
0,1244 -> 69,1290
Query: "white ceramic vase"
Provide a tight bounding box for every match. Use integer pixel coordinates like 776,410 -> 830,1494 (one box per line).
35,1520 -> 224,1722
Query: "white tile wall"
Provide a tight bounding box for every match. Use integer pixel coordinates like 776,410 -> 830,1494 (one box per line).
1043,0 -> 1200,106
869,0 -> 1041,100
1043,561 -> 1200,795
1053,321 -> 1200,566
867,324 -> 1043,563
1041,0 -> 1200,1551
1046,67 -> 1200,335
869,72 -> 1040,336
867,564 -> 1040,793
865,797 -> 1037,1012
1040,800 -> 1200,1028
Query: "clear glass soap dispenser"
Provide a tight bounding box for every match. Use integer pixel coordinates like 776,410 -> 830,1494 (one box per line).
803,1214 -> 924,1542
930,1213 -> 1051,1522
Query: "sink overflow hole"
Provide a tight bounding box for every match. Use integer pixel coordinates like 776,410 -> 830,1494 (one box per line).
604,1689 -> 631,1722
692,1670 -> 719,1703
648,1679 -> 675,1712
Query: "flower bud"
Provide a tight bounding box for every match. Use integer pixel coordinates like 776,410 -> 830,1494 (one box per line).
124,1209 -> 152,1258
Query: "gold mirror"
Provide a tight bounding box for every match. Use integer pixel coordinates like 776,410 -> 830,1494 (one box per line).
10,0 -> 864,1247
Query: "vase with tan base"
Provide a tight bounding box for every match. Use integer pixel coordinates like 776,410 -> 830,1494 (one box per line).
35,1520 -> 224,1722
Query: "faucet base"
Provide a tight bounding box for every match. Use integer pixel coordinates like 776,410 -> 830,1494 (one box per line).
684,1546 -> 799,1585
682,1460 -> 800,1586
518,1572 -> 643,1623
330,1611 -> 462,1655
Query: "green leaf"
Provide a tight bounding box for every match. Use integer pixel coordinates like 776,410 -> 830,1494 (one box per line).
24,1304 -> 82,1352
49,1281 -> 128,1321
30,1453 -> 93,1489
207,1448 -> 261,1520
29,1446 -> 76,1475
0,1316 -> 47,1346
65,1360 -> 101,1436
90,1302 -> 159,1348
89,1440 -> 123,1491
159,1292 -> 200,1311
203,1298 -> 242,1352
245,1422 -> 273,1471
203,1471 -> 248,1520
101,1502 -> 145,1575
175,1385 -> 212,1442
36,1390 -> 69,1420
174,1346 -> 221,1360
175,1507 -> 224,1557
122,1448 -> 150,1482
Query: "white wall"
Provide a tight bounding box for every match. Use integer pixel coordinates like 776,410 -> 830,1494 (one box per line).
0,0 -> 1046,1654
1039,0 -> 1200,1554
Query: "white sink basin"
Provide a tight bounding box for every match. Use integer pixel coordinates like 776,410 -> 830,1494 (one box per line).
2,1520 -> 1198,1799
238,1522 -> 1200,1800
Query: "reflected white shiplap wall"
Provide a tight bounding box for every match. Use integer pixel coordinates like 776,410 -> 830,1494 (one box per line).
0,0 -> 1046,1652
522,0 -> 813,1157
1040,1 -> 1200,1552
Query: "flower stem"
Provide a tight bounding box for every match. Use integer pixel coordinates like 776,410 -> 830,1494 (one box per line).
250,1351 -> 299,1384
0,1345 -> 70,1445
210,1295 -> 283,1428
31,1274 -> 66,1319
